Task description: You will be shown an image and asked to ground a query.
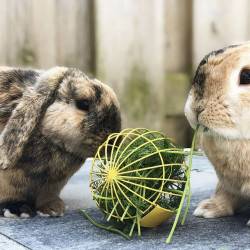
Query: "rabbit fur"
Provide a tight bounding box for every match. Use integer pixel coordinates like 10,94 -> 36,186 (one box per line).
0,66 -> 121,218
185,42 -> 250,226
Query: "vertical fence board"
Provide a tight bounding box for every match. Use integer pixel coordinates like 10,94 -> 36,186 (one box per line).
164,0 -> 192,73
0,0 -> 7,65
56,0 -> 94,73
28,0 -> 57,68
96,0 -> 164,88
163,0 -> 192,145
0,0 -> 31,66
193,0 -> 248,69
95,0 -> 167,129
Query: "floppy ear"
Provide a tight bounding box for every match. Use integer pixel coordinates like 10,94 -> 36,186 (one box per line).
0,67 -> 68,169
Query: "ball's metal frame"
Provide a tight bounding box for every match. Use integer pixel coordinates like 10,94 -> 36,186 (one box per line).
89,126 -> 200,243
90,128 -> 188,220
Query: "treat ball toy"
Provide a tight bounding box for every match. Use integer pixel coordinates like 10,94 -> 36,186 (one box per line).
80,126 -> 200,243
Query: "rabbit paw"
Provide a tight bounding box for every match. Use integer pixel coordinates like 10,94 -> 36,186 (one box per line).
37,198 -> 66,217
193,198 -> 234,218
0,200 -> 36,218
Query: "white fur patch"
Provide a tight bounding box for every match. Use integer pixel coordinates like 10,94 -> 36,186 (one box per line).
20,213 -> 30,218
37,210 -> 64,217
3,209 -> 18,218
193,207 -> 216,218
51,211 -> 63,217
184,93 -> 197,130
37,211 -> 50,217
193,207 -> 204,217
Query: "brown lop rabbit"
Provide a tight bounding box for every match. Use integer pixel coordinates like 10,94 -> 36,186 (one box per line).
0,67 -> 121,218
185,42 -> 250,226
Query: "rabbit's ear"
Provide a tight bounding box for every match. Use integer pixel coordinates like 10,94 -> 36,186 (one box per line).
0,67 -> 68,169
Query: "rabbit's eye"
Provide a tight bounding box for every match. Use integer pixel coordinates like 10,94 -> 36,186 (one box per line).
240,69 -> 250,85
76,100 -> 89,111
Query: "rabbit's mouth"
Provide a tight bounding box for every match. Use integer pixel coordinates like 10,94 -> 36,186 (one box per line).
199,124 -> 241,139
203,126 -> 209,133
199,124 -> 211,134
200,124 -> 218,136
199,124 -> 216,136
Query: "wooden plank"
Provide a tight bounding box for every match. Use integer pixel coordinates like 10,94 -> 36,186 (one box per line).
96,0 -> 164,129
28,0 -> 57,69
164,0 -> 192,72
56,0 -> 94,73
0,0 -> 7,65
0,0 -> 31,66
0,0 -> 56,68
193,0 -> 248,68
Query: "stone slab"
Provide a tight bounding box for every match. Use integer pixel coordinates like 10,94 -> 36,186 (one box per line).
0,155 -> 249,250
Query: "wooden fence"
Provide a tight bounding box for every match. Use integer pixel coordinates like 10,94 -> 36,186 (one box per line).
0,0 -> 249,146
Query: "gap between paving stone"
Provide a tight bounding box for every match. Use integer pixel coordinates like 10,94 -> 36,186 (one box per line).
0,233 -> 31,250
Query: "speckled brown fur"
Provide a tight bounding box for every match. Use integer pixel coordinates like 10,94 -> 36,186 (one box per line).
185,42 -> 250,225
0,67 -> 121,218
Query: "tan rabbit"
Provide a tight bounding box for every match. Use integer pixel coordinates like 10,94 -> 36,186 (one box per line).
0,67 -> 121,218
185,42 -> 250,226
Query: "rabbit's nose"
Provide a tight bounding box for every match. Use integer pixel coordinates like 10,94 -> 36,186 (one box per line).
195,105 -> 205,118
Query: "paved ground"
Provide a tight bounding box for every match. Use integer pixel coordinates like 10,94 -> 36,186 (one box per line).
0,154 -> 249,250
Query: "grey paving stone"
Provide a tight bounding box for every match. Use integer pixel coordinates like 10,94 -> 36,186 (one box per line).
0,155 -> 249,250
0,234 -> 28,250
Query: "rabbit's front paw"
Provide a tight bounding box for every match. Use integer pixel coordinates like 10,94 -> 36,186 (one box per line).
193,198 -> 234,218
0,200 -> 36,218
37,198 -> 66,217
